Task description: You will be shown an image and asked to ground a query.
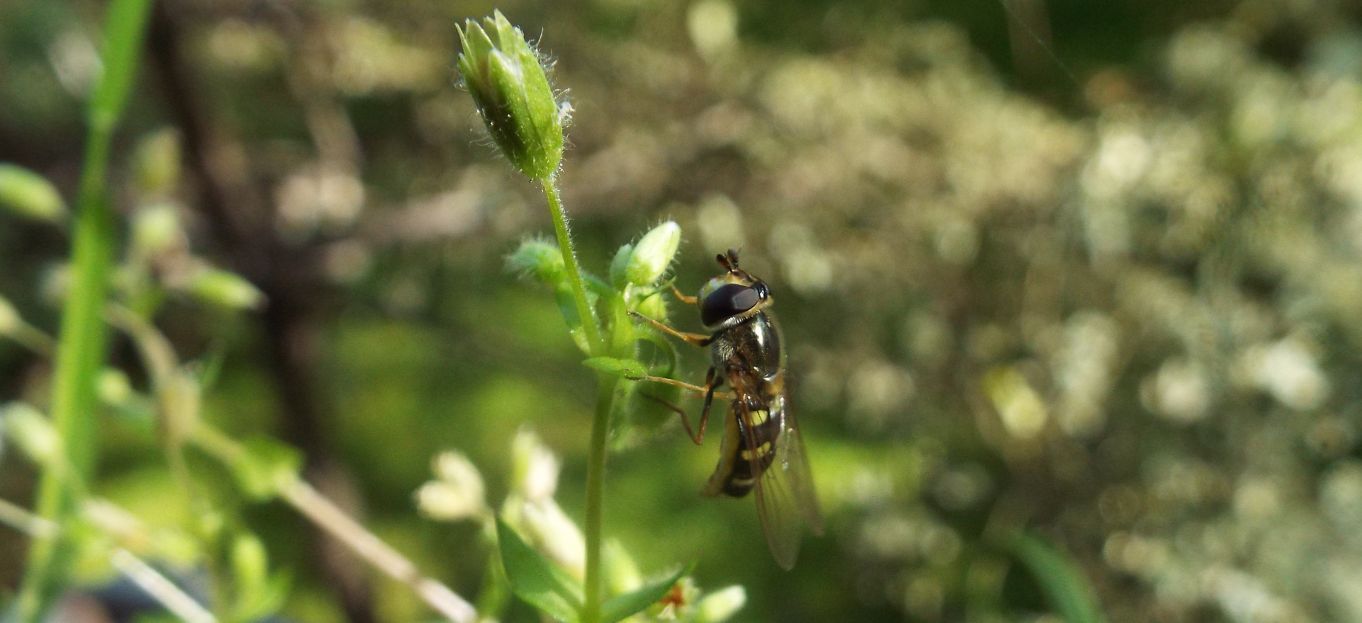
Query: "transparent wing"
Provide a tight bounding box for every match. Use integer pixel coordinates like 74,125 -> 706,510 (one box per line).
741,392 -> 823,570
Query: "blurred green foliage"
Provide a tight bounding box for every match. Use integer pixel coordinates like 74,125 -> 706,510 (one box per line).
5,0 -> 1362,621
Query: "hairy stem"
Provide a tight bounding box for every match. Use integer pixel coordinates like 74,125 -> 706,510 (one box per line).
581,376 -> 618,623
540,176 -> 606,356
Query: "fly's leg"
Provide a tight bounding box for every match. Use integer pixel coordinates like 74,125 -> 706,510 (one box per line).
693,367 -> 723,444
629,311 -> 711,347
643,368 -> 722,445
631,373 -> 733,400
670,284 -> 699,306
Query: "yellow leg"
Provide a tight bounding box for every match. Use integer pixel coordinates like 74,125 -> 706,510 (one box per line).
634,374 -> 733,400
670,284 -> 699,305
639,367 -> 724,444
629,311 -> 711,347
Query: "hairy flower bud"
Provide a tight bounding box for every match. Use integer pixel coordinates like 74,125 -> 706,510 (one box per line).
457,11 -> 565,180
626,221 -> 681,286
507,237 -> 567,285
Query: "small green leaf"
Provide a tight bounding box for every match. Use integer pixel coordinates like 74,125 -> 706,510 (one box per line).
600,566 -> 687,623
1005,531 -> 1106,623
231,437 -> 302,500
582,357 -> 649,379
496,518 -> 582,623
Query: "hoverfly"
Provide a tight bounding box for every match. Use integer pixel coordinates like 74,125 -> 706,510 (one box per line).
632,249 -> 823,569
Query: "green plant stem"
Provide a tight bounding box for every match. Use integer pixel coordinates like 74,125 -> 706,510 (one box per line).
536,177 -> 621,623
21,62 -> 121,623
581,375 -> 618,623
20,0 -> 155,614
540,176 -> 606,356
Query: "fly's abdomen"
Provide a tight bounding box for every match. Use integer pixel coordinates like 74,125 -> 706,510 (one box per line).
717,403 -> 783,497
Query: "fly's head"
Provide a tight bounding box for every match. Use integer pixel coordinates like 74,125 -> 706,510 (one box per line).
697,249 -> 772,330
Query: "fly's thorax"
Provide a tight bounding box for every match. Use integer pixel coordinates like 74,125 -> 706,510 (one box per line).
710,311 -> 783,381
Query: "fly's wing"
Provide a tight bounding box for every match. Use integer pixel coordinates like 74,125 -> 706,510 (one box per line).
741,392 -> 823,570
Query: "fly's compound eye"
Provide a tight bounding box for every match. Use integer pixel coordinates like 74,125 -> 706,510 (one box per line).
701,283 -> 762,326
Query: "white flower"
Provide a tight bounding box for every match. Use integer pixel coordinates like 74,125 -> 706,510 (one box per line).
511,428 -> 560,501
696,585 -> 746,622
416,451 -> 487,521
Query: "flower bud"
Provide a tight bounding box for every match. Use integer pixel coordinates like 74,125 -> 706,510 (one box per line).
457,11 -> 565,180
0,164 -> 66,223
416,481 -> 483,522
507,238 -> 566,285
98,368 -> 133,408
3,403 -> 58,465
132,129 -> 182,198
696,585 -> 747,622
634,291 -> 670,322
184,264 -> 266,310
131,203 -> 185,260
626,221 -> 681,286
0,296 -> 19,336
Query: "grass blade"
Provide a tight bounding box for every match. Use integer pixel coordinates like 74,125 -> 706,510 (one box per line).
18,0 -> 155,617
1005,531 -> 1107,623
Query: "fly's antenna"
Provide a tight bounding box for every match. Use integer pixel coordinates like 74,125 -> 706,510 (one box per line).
716,250 -> 737,273
717,248 -> 743,274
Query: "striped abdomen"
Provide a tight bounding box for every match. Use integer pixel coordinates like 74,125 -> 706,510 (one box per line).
715,394 -> 784,498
